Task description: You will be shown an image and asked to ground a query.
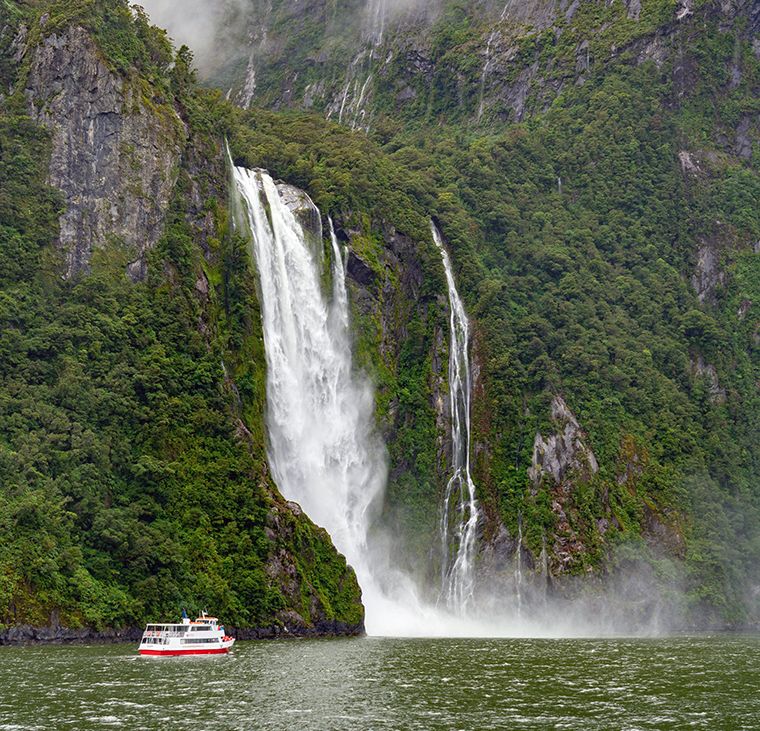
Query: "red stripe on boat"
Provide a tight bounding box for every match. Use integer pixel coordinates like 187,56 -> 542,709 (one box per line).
139,648 -> 230,656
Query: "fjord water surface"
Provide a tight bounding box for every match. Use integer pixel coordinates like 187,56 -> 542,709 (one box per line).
1,636 -> 758,730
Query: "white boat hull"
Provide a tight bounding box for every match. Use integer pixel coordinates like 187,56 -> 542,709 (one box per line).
139,638 -> 235,656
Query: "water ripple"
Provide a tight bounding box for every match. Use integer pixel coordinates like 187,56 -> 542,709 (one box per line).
0,636 -> 758,730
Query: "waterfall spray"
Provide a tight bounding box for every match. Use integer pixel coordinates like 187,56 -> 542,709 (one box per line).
515,513 -> 523,618
231,165 -> 464,636
431,222 -> 480,615
230,157 -> 586,636
229,159 -> 665,637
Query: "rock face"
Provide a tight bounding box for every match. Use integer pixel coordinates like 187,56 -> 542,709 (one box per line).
275,180 -> 324,256
690,353 -> 727,404
691,243 -> 725,304
528,395 -> 599,489
24,26 -> 183,279
523,396 -> 599,574
337,218 -> 449,577
209,0 -> 755,131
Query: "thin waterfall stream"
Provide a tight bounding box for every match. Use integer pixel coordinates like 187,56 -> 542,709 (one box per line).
477,0 -> 515,121
231,162 -> 540,636
431,222 -> 480,615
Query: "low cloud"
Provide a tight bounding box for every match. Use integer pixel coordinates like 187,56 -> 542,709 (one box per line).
138,0 -> 247,74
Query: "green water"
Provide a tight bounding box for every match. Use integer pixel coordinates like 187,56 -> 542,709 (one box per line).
1,636 -> 758,729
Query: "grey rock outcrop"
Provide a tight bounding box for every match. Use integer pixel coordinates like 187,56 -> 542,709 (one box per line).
690,354 -> 727,404
275,180 -> 324,257
528,395 -> 599,488
679,150 -> 701,175
626,0 -> 642,21
24,26 -> 184,280
691,243 -> 725,304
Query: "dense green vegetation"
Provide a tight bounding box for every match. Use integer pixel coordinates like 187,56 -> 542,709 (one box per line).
0,0 -> 757,630
0,0 -> 362,631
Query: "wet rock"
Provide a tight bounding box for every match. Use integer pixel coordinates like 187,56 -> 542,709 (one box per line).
564,0 -> 581,23
195,271 -> 210,297
10,24 -> 27,63
231,619 -> 364,640
346,250 -> 376,286
676,0 -> 694,21
691,243 -> 725,304
275,181 -> 322,247
24,26 -> 183,280
737,299 -> 752,320
0,624 -> 142,646
396,85 -> 417,103
528,395 -> 599,489
735,116 -> 754,160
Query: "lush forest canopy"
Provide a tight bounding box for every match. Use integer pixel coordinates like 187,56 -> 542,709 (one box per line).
0,0 -> 363,632
0,0 -> 757,629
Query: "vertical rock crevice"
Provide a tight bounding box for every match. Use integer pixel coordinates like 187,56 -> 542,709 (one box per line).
24,26 -> 184,279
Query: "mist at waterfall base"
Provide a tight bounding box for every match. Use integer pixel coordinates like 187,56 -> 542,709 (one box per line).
230,164 -> 686,638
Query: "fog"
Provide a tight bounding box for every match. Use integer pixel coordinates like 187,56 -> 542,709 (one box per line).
138,0 -> 440,74
138,0 -> 249,74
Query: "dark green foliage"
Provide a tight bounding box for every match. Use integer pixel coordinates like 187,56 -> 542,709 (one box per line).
0,0 -> 363,632
1,0 -> 757,630
229,9 -> 759,622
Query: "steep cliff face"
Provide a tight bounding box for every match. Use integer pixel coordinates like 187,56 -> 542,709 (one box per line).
209,0 -> 758,130
23,24 -> 183,280
215,0 -> 760,625
0,1 -> 364,638
336,218 -> 449,577
3,0 -> 758,630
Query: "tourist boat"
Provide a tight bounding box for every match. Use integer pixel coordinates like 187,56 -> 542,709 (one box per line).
138,611 -> 235,656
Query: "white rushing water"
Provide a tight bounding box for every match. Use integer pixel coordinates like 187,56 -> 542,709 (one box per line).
431,222 -> 480,614
231,164 -> 589,637
477,0 -> 515,121
232,165 -> 448,636
231,166 -> 384,582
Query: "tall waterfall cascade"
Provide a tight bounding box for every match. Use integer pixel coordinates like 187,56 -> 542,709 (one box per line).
232,164 -> 452,636
431,222 -> 480,615
231,166 -> 385,606
231,162 -> 553,637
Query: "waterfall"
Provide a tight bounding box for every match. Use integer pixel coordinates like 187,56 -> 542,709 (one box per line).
515,513 -> 523,618
231,161 -> 540,636
366,0 -> 388,46
231,166 -> 386,611
228,167 -> 633,636
477,0 -> 514,121
232,164 -> 448,636
431,222 -> 480,615
331,0 -> 389,130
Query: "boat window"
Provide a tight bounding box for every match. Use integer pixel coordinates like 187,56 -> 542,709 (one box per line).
181,638 -> 220,644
